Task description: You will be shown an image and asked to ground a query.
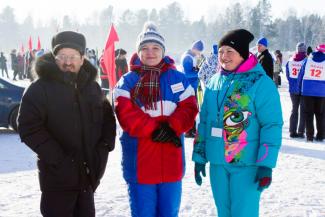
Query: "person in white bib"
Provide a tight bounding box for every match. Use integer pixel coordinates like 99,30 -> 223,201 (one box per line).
285,42 -> 307,138
297,44 -> 325,142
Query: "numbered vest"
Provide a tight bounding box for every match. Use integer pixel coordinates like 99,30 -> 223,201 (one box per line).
303,59 -> 325,81
288,60 -> 304,78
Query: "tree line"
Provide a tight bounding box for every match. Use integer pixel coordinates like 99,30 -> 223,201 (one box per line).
0,0 -> 324,59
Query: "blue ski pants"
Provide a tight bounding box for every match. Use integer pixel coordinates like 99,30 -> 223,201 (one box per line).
127,181 -> 182,217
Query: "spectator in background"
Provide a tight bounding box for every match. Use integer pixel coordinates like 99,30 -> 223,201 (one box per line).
17,52 -> 24,80
87,49 -> 98,68
286,42 -> 307,138
181,40 -> 204,92
35,49 -> 45,59
0,52 -> 9,78
25,49 -> 36,79
99,51 -> 110,96
273,50 -> 283,88
297,44 -> 325,142
198,44 -> 219,88
197,44 -> 219,110
180,40 -> 204,137
115,48 -> 128,82
307,46 -> 313,56
10,49 -> 19,81
257,37 -> 274,79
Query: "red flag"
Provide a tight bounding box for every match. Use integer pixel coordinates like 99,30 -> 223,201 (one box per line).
102,24 -> 119,90
28,36 -> 33,51
37,36 -> 41,50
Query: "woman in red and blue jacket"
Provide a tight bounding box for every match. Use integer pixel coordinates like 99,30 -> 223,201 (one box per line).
113,22 -> 198,217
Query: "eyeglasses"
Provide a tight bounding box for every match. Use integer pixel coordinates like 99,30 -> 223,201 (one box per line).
55,54 -> 81,62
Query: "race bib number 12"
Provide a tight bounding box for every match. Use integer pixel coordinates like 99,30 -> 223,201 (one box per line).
304,61 -> 325,81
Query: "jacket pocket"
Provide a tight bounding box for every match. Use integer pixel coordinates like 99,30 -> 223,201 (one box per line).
43,155 -> 79,188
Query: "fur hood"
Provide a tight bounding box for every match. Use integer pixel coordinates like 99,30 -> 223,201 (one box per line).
32,52 -> 98,85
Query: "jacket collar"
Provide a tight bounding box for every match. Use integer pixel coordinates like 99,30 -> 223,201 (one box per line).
33,52 -> 98,87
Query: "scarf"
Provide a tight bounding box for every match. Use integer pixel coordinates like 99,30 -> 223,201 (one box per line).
293,52 -> 307,61
130,53 -> 175,110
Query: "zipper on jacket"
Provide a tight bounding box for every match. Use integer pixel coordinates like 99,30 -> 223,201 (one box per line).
160,92 -> 164,183
74,83 -> 91,182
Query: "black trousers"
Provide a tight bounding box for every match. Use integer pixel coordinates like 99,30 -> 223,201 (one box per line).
1,66 -> 9,78
303,96 -> 325,139
323,104 -> 325,136
289,94 -> 305,134
40,187 -> 95,217
101,78 -> 110,96
13,69 -> 19,80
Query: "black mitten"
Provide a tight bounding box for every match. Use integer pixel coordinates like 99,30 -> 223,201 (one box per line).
152,123 -> 173,143
152,123 -> 182,147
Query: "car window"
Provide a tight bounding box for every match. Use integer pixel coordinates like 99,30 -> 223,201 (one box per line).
0,83 -> 6,89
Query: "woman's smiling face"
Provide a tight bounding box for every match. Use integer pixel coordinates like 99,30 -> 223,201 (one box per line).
218,45 -> 244,71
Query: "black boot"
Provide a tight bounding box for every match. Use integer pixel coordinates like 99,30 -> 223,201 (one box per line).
297,132 -> 305,138
315,135 -> 324,142
290,132 -> 299,138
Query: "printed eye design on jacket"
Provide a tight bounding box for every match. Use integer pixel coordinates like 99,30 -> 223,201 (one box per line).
225,110 -> 250,126
223,109 -> 251,139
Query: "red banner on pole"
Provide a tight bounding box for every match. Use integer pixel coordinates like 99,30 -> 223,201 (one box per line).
28,36 -> 33,51
101,24 -> 119,90
37,36 -> 41,50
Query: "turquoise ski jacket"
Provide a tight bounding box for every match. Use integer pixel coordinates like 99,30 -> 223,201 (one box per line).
193,54 -> 283,168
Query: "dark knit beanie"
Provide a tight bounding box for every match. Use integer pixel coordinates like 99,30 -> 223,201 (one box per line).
52,31 -> 86,55
218,29 -> 254,60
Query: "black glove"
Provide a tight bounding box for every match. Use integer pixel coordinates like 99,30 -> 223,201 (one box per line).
193,66 -> 199,72
152,123 -> 182,147
194,163 -> 206,186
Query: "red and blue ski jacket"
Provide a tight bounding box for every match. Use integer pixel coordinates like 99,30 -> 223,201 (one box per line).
114,55 -> 198,184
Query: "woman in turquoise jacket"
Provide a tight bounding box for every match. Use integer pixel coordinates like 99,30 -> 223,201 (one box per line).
192,29 -> 283,217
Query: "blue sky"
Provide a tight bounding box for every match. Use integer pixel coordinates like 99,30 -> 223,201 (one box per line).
0,0 -> 324,24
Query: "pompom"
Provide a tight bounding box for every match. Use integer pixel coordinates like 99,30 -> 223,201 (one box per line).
142,21 -> 158,33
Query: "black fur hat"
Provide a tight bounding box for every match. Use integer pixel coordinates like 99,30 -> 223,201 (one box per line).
218,29 -> 254,60
52,31 -> 86,55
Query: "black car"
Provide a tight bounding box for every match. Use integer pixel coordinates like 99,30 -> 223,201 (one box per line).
0,78 -> 25,131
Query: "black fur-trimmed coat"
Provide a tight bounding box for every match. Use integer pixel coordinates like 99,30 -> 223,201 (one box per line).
257,49 -> 274,79
18,53 -> 116,192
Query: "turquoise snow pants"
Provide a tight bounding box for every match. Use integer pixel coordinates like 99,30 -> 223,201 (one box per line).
209,164 -> 261,217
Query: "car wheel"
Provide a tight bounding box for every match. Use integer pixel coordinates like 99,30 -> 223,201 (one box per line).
9,107 -> 19,132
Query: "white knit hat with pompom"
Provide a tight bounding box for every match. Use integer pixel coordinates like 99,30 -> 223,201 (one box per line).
136,21 -> 165,55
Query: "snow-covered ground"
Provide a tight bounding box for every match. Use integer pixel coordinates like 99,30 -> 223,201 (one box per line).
0,74 -> 324,217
